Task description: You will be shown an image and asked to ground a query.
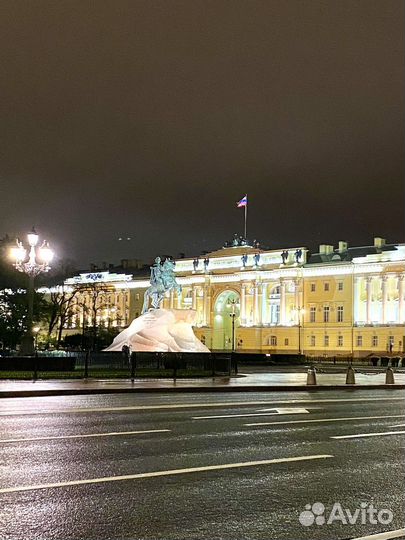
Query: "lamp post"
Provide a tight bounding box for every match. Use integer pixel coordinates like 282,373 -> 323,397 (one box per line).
294,306 -> 305,355
9,228 -> 54,355
229,298 -> 237,352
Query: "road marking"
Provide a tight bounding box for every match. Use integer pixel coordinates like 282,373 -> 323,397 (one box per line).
193,407 -> 310,419
0,454 -> 333,494
0,429 -> 170,444
332,430 -> 405,440
350,528 -> 405,540
390,424 -> 405,428
0,397 -> 402,416
244,414 -> 404,427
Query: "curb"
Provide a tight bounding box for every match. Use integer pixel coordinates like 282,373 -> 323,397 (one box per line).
1,384 -> 404,398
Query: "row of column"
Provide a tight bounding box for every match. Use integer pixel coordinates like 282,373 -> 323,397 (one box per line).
356,274 -> 404,324
239,279 -> 299,327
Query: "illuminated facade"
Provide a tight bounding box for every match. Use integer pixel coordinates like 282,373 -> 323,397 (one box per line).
64,237 -> 405,357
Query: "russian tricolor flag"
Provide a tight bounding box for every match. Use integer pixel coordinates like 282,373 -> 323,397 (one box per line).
237,195 -> 248,207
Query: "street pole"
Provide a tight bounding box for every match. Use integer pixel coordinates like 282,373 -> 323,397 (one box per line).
298,316 -> 301,355
22,274 -> 35,355
9,229 -> 53,356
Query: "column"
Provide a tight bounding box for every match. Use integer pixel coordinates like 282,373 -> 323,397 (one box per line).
353,276 -> 360,324
206,287 -> 211,327
381,276 -> 388,324
169,290 -> 174,309
253,284 -> 259,326
203,285 -> 210,326
294,279 -> 300,325
192,287 -> 197,310
261,283 -> 268,325
280,280 -> 286,325
398,275 -> 404,323
240,283 -> 247,326
366,277 -> 372,324
176,290 -> 182,309
257,283 -> 263,326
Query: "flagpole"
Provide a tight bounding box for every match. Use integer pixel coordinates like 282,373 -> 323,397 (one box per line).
244,200 -> 247,239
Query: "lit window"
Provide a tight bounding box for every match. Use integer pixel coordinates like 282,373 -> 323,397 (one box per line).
310,307 -> 316,323
356,335 -> 363,347
323,306 -> 330,323
324,282 -> 330,292
310,335 -> 316,347
337,335 -> 343,347
338,282 -> 343,291
310,283 -> 316,292
324,335 -> 329,347
337,306 -> 344,323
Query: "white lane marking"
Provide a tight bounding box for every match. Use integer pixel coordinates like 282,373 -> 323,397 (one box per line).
0,397 -> 402,416
0,429 -> 170,444
244,414 -> 404,427
0,454 -> 333,494
390,424 -> 405,428
350,527 -> 405,540
332,430 -> 405,440
193,407 -> 310,419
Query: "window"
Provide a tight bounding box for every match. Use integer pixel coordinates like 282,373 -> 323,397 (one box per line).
310,283 -> 316,292
324,335 -> 329,347
337,335 -> 343,347
310,307 -> 316,323
284,338 -> 289,346
356,335 -> 363,347
324,282 -> 330,292
372,335 -> 378,347
323,306 -> 330,323
270,335 -> 277,346
337,306 -> 344,323
389,336 -> 394,346
338,282 -> 344,291
310,335 -> 316,347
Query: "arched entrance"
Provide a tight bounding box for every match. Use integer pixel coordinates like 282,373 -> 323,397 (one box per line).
212,290 -> 240,351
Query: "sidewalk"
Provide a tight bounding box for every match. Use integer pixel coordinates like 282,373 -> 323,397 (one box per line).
1,370 -> 404,398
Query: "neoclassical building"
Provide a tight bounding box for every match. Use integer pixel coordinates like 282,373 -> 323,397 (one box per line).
64,237 -> 405,357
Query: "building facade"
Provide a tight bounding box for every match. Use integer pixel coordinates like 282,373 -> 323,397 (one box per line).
64,237 -> 405,357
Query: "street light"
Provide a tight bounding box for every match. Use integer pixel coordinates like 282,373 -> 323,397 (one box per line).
9,228 -> 54,355
293,306 -> 305,355
228,298 -> 237,352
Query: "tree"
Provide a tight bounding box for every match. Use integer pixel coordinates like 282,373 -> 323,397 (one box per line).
0,289 -> 49,350
74,282 -> 112,350
39,259 -> 79,348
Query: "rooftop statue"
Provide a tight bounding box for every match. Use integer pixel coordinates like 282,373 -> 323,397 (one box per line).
142,257 -> 181,314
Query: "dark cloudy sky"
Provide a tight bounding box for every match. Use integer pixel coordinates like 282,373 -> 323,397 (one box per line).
0,0 -> 404,266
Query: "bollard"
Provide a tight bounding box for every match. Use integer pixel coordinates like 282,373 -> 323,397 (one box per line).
385,367 -> 395,385
346,365 -> 355,384
306,367 -> 317,385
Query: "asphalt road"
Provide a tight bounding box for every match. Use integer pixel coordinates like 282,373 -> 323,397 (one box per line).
0,390 -> 404,540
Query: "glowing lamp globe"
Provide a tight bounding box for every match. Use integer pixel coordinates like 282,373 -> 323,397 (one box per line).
38,242 -> 54,264
27,229 -> 39,247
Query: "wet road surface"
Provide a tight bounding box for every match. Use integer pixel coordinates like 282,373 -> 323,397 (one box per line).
0,390 -> 404,539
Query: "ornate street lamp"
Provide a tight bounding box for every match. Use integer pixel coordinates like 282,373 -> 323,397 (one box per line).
9,228 -> 54,355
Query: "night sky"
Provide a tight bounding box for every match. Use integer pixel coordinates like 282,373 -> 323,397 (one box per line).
1,1 -> 404,267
